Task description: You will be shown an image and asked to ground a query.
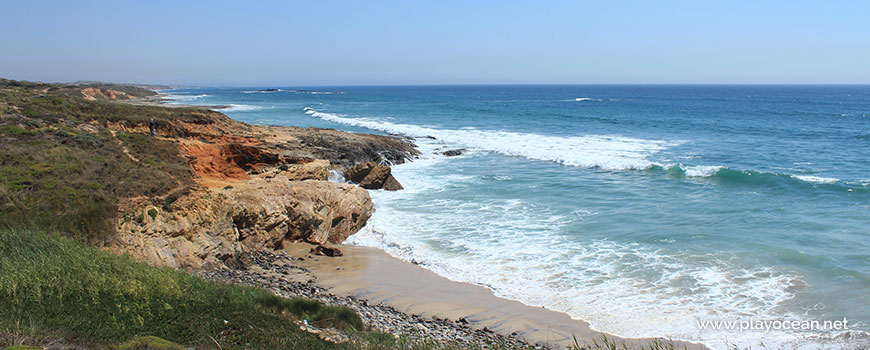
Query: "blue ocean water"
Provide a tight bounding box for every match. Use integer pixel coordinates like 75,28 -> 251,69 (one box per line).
164,86 -> 869,349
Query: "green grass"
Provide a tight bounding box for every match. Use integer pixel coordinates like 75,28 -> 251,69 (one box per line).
0,80 -> 207,241
0,228 -> 362,349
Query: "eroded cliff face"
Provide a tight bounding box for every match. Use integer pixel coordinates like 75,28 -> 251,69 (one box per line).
114,177 -> 373,270
107,107 -> 416,269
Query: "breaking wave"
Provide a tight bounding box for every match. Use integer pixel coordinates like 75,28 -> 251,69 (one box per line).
161,93 -> 209,101
303,107 -> 865,192
221,104 -> 269,112
304,107 -> 671,171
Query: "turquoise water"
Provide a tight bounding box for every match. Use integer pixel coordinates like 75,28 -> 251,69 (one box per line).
164,86 -> 869,349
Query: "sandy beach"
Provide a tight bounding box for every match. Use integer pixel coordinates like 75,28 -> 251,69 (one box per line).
277,242 -> 706,349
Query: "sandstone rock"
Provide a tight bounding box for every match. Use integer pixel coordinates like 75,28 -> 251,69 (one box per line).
231,179 -> 373,246
383,175 -> 404,191
311,245 -> 343,257
343,161 -> 374,183
113,179 -> 373,269
442,149 -> 466,156
225,143 -> 281,172
343,162 -> 403,191
282,159 -> 329,181
358,164 -> 392,189
104,105 -> 417,270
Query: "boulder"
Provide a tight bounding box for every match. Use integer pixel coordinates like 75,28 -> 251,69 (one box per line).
343,162 -> 403,191
442,149 -> 466,157
311,245 -> 343,257
383,175 -> 404,191
344,162 -> 377,183
358,164 -> 392,189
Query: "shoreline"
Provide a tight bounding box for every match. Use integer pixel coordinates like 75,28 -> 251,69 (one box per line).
207,243 -> 706,349
284,243 -> 707,349
152,90 -> 708,349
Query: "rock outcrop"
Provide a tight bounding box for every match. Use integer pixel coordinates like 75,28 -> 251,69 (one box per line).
106,107 -> 418,269
232,179 -> 372,246
281,159 -> 329,181
4,80 -> 421,272
311,245 -> 343,257
442,149 -> 467,157
287,129 -> 419,168
344,162 -> 403,191
114,178 -> 373,269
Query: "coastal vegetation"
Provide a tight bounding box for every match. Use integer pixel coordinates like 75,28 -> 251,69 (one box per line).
0,79 -> 210,241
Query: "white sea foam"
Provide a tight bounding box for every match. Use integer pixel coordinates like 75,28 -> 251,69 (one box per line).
348,176 -> 813,349
222,104 -> 268,112
574,97 -> 601,101
328,170 -> 347,183
304,107 -> 673,171
793,175 -> 840,184
162,93 -> 209,102
683,165 -> 725,177
340,140 -> 863,350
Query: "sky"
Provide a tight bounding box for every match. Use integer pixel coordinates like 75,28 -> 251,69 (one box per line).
1,1 -> 869,86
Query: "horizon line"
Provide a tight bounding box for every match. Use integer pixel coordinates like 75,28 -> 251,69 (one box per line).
5,77 -> 870,88
160,82 -> 870,89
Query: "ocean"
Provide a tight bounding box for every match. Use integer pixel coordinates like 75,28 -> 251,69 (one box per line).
162,85 -> 869,349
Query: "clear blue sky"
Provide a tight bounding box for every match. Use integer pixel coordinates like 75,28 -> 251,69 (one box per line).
1,1 -> 868,85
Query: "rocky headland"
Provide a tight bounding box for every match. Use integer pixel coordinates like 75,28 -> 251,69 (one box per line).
107,95 -> 420,270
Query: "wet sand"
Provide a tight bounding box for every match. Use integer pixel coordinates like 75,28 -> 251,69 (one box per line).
284,243 -> 706,349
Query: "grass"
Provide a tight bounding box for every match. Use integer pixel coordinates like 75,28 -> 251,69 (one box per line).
0,79 -> 215,241
0,228 -> 363,349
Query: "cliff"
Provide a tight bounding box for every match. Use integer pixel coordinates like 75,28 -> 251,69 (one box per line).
0,79 -> 419,269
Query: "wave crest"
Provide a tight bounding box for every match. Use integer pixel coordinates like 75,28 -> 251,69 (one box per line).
304,107 -> 671,171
